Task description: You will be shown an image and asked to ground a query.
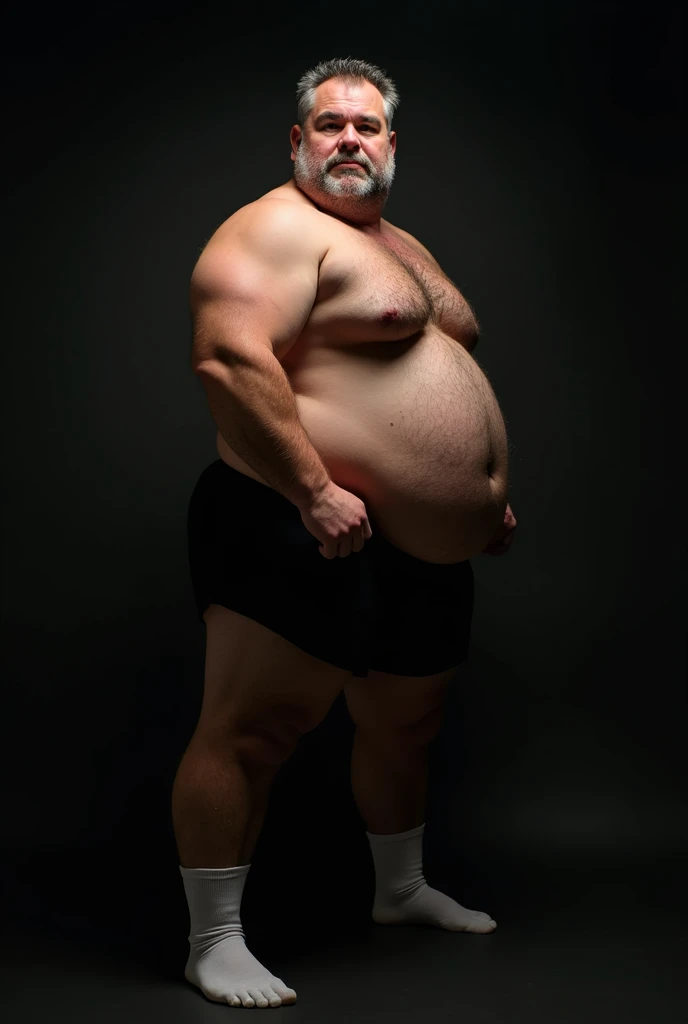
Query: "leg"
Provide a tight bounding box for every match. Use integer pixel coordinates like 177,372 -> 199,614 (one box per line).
172,603 -> 351,1008
172,604 -> 351,868
344,667 -> 497,934
345,666 -> 456,834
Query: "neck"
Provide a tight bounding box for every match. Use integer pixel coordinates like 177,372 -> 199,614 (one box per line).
290,179 -> 384,230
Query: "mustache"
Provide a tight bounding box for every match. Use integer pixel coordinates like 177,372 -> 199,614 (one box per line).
328,157 -> 369,169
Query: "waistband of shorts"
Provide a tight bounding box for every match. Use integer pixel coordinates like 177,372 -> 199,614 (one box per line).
201,459 -> 471,578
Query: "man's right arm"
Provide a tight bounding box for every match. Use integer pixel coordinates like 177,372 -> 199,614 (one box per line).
190,201 -> 332,509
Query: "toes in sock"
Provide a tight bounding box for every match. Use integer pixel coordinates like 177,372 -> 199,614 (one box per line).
179,863 -> 298,1008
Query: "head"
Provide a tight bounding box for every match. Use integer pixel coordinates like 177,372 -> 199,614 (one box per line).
290,58 -> 399,226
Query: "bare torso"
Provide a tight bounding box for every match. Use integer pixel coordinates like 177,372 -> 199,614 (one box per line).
214,180 -> 509,563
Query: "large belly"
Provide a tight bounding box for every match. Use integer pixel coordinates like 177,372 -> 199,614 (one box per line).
217,329 -> 509,563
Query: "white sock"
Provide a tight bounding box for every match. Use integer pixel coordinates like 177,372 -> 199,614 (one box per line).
366,822 -> 428,905
365,822 -> 496,932
179,863 -> 297,1008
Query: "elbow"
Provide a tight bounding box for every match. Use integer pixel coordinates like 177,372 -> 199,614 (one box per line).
193,351 -> 246,376
193,358 -> 231,381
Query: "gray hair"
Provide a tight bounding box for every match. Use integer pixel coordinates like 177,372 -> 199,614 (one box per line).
296,57 -> 400,132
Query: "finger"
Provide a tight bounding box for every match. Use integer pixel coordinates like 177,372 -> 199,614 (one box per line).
338,537 -> 353,558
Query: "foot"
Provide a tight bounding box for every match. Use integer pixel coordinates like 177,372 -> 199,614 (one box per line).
373,881 -> 497,933
185,934 -> 297,1008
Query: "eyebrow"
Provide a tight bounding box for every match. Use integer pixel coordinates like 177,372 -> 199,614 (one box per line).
314,110 -> 383,128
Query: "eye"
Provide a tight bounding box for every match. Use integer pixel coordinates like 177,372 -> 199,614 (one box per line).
321,122 -> 375,131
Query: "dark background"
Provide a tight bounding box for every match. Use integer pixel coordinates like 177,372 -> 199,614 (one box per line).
2,1 -> 685,1019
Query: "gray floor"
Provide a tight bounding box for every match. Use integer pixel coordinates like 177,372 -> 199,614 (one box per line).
2,848 -> 685,1022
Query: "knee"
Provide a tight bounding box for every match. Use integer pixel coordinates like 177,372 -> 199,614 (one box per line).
232,710 -> 313,769
195,699 -> 322,769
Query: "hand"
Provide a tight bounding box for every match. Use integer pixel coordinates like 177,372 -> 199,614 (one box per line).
297,480 -> 372,559
481,502 -> 517,556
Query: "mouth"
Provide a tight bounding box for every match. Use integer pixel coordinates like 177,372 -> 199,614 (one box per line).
333,161 -> 364,169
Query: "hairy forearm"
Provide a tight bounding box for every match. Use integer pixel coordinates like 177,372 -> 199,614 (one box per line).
195,352 -> 332,508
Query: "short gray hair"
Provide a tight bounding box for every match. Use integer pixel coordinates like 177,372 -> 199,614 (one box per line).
296,57 -> 400,132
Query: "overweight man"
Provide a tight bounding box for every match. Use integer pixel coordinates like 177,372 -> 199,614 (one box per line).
172,56 -> 518,1009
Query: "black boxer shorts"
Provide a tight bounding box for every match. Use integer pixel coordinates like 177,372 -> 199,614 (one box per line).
187,459 -> 475,678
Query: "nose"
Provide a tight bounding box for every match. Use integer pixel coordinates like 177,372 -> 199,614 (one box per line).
338,124 -> 361,151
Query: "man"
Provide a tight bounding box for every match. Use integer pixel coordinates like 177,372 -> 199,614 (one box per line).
172,57 -> 517,1009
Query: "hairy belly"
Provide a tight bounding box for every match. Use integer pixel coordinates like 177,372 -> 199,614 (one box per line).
218,329 -> 510,563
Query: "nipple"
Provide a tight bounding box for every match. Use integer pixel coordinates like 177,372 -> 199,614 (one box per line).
382,309 -> 400,323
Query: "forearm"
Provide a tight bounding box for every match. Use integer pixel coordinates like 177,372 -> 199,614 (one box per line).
195,352 -> 331,508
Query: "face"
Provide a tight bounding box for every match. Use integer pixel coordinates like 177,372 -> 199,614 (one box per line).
290,78 -> 397,223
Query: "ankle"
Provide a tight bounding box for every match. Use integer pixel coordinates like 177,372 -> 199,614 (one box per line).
179,863 -> 251,958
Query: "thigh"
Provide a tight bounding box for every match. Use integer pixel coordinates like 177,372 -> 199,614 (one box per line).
187,460 -> 360,731
198,604 -> 351,743
345,663 -> 458,734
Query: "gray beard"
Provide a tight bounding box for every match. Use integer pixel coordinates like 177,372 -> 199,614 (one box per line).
293,142 -> 396,215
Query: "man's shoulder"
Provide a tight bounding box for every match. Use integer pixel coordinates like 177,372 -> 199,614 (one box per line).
205,187 -> 321,253
224,192 -> 314,232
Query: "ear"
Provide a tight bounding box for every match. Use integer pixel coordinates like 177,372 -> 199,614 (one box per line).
290,124 -> 302,162
389,130 -> 397,155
